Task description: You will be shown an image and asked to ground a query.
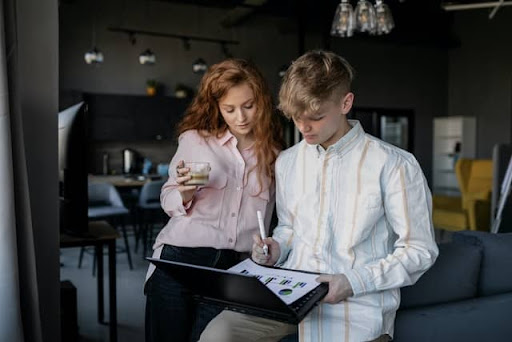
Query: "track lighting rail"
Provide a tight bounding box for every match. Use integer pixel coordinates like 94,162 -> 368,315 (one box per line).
108,27 -> 240,46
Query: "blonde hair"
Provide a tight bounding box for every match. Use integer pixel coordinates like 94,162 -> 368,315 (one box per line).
278,50 -> 354,119
178,58 -> 284,194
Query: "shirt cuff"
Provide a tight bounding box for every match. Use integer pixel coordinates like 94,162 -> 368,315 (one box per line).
343,267 -> 376,297
272,236 -> 292,266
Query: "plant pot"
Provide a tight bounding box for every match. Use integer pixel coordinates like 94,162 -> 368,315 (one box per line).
146,86 -> 156,96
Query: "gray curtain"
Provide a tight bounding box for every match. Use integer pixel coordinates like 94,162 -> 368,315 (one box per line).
0,0 -> 43,340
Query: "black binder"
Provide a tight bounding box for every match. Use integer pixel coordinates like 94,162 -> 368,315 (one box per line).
147,257 -> 328,324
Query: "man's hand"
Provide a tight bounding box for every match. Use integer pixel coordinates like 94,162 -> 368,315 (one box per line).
316,274 -> 354,304
251,234 -> 280,266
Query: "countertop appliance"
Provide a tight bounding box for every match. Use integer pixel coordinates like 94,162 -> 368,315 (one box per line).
122,148 -> 141,174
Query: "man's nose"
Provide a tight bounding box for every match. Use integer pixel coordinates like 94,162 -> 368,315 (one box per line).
298,121 -> 310,133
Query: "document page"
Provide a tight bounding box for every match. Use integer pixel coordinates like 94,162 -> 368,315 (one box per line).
229,258 -> 322,305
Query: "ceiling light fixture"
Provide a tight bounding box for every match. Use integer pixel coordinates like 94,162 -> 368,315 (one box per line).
331,0 -> 395,38
139,49 -> 156,65
278,64 -> 289,78
331,0 -> 355,37
84,1 -> 104,64
220,42 -> 233,58
182,38 -> 191,51
84,47 -> 104,64
192,58 -> 208,74
375,0 -> 394,34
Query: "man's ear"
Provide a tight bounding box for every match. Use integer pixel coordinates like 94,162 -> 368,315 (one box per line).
341,92 -> 354,115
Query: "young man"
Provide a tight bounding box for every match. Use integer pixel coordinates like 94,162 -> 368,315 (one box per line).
200,50 -> 438,342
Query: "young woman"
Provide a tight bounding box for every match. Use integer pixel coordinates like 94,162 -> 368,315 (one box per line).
144,58 -> 284,342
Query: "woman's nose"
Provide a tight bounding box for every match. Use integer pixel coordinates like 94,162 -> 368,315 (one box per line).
237,109 -> 247,121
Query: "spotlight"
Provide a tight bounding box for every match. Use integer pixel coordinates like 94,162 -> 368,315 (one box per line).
84,47 -> 104,64
139,49 -> 156,65
192,58 -> 208,74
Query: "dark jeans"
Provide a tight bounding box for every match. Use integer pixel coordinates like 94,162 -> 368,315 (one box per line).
145,245 -> 243,342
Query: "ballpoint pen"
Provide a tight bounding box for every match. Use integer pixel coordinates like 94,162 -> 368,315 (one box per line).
256,210 -> 268,256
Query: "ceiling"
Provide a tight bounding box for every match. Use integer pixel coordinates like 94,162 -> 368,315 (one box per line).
155,0 -> 458,47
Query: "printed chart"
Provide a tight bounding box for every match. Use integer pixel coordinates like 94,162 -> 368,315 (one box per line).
229,259 -> 322,305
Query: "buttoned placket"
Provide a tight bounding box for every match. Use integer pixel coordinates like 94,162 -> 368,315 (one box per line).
227,139 -> 245,246
324,147 -> 341,271
309,146 -> 330,272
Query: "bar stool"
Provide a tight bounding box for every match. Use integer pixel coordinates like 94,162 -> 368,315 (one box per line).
79,182 -> 133,270
134,179 -> 167,257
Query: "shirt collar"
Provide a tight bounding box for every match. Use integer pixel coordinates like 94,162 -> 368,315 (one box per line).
218,129 -> 235,146
312,119 -> 365,157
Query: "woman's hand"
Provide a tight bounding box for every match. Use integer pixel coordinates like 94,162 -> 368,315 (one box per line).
315,274 -> 354,304
251,234 -> 280,266
175,160 -> 197,205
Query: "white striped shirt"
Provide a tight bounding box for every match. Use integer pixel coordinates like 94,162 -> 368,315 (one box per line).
272,120 -> 438,342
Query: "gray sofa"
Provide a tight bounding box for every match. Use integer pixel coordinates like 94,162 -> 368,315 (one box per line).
281,231 -> 512,342
394,231 -> 512,342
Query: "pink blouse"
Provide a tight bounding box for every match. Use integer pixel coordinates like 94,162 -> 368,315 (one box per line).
154,129 -> 276,253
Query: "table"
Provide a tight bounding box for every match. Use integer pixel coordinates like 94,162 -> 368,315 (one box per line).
60,221 -> 120,342
88,174 -> 155,188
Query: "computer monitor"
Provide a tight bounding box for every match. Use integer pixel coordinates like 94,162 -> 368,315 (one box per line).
58,102 -> 88,235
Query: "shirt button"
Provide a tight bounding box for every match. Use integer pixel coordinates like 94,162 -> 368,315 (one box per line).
236,186 -> 242,191
228,238 -> 233,243
231,212 -> 236,217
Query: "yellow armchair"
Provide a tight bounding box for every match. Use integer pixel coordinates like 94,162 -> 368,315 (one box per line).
433,159 -> 493,231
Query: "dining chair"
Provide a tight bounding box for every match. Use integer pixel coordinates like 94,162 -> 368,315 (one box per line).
79,182 -> 133,271
134,179 -> 167,258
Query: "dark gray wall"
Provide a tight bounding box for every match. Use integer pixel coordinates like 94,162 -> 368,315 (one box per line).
59,0 -> 452,183
19,0 -> 59,341
329,40 -> 448,183
448,10 -> 512,158
59,0 -> 298,97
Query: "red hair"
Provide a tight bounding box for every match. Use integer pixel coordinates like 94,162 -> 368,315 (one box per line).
177,58 -> 284,193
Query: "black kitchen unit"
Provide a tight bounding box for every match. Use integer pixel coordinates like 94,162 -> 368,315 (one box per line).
84,93 -> 190,142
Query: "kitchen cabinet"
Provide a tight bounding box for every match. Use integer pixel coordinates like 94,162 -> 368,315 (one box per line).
85,93 -> 189,142
432,116 -> 476,196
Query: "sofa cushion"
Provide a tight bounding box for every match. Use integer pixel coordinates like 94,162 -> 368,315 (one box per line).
395,292 -> 512,342
453,231 -> 512,296
399,242 -> 481,309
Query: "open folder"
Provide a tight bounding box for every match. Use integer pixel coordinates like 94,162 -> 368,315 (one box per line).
147,257 -> 328,324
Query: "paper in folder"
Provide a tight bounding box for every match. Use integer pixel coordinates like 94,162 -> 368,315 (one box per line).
147,257 -> 328,324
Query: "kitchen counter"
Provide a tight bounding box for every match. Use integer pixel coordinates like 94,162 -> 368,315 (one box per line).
89,174 -> 166,187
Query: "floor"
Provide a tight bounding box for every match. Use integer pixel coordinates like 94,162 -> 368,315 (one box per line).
60,227 -> 150,342
59,226 -> 452,342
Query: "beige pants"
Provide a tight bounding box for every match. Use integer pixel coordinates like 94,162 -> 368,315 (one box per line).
199,310 -> 390,342
199,310 -> 296,342
367,335 -> 390,342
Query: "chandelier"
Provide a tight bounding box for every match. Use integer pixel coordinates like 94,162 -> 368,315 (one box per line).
331,0 -> 394,38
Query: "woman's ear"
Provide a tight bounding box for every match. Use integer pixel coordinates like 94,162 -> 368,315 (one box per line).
341,92 -> 354,115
